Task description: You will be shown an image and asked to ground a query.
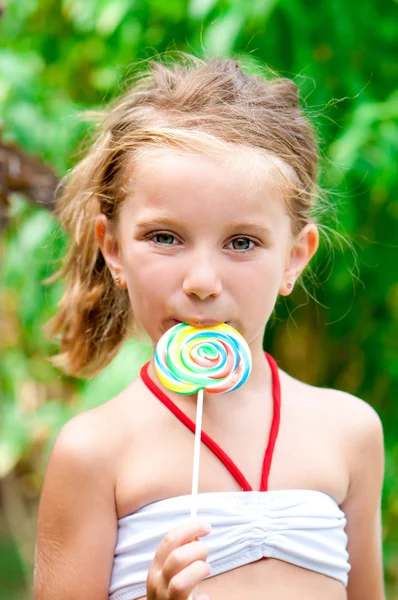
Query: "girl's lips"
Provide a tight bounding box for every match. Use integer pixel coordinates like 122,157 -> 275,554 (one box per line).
172,318 -> 224,328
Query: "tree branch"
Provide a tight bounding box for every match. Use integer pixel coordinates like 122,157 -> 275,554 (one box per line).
0,135 -> 59,229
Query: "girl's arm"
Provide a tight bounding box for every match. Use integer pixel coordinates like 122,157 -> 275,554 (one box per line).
34,412 -> 118,600
340,395 -> 385,600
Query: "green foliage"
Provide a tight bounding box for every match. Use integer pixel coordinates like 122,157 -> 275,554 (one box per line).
0,0 -> 397,595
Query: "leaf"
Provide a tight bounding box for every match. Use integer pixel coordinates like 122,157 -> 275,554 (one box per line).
0,49 -> 43,91
188,0 -> 219,20
61,0 -> 99,32
247,0 -> 279,20
0,404 -> 28,477
203,9 -> 246,56
96,0 -> 132,36
89,66 -> 119,91
79,337 -> 152,410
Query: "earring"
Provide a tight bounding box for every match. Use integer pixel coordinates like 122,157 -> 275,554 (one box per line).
286,281 -> 294,290
115,276 -> 121,285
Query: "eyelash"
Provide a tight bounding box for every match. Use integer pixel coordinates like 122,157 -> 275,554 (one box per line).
148,232 -> 179,245
147,232 -> 257,251
226,237 -> 256,251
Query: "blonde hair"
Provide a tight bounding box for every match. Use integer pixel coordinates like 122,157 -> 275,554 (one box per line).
48,54 -> 319,377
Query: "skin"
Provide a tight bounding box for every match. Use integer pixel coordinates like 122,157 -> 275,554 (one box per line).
34,146 -> 385,600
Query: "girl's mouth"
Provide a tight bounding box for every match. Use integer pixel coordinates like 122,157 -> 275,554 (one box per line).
172,318 -> 224,328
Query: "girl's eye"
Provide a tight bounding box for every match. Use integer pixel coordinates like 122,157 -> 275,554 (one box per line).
151,233 -> 177,245
227,237 -> 255,251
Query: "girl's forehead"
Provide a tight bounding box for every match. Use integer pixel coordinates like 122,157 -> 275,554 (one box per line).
126,146 -> 293,218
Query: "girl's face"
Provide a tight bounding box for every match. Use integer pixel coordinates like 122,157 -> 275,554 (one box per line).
97,147 -> 318,359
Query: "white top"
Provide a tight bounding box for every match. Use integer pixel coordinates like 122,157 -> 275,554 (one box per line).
109,489 -> 350,600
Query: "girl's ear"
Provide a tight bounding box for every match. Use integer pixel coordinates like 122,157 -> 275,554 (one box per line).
279,223 -> 319,296
95,215 -> 127,289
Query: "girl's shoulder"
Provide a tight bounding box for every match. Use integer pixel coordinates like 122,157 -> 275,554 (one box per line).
52,377 -> 144,470
279,367 -> 384,468
280,366 -> 382,429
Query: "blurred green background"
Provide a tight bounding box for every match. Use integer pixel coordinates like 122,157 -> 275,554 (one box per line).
0,0 -> 397,598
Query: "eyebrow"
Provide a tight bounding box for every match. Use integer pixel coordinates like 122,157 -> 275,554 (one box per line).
133,218 -> 273,237
226,221 -> 274,237
133,217 -> 187,232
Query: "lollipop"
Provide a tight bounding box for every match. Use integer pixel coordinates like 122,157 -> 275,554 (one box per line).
155,322 -> 252,395
155,323 -> 252,599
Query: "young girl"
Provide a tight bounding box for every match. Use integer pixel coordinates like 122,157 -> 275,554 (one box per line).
34,56 -> 385,600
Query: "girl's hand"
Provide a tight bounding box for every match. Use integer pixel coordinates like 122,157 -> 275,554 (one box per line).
147,520 -> 212,600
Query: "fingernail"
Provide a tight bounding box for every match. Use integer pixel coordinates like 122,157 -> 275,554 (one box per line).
203,522 -> 212,533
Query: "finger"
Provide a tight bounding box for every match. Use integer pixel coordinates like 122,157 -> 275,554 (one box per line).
168,560 -> 211,599
163,540 -> 209,584
154,521 -> 212,567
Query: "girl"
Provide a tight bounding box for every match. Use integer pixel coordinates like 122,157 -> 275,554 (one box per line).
34,56 -> 385,600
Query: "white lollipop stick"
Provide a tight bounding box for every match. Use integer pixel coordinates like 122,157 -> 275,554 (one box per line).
191,388 -> 204,518
188,388 -> 204,600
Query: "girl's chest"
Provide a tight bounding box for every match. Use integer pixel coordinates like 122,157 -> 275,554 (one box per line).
113,386 -> 350,519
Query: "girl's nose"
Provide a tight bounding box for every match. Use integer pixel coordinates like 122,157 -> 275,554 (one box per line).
182,256 -> 223,300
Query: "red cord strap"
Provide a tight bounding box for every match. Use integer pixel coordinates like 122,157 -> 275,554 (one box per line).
140,352 -> 281,493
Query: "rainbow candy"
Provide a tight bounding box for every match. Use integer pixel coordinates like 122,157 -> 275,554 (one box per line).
154,322 -> 252,394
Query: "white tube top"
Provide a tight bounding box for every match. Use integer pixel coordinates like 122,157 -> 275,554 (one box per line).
109,489 -> 350,600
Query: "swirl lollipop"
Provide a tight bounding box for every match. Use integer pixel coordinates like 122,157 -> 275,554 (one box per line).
155,322 -> 252,600
155,322 -> 252,394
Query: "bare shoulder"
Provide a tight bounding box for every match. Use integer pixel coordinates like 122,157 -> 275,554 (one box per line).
310,383 -> 383,449
54,376 -> 143,457
280,367 -> 383,437
322,387 -> 385,488
55,404 -> 110,455
50,409 -> 112,481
